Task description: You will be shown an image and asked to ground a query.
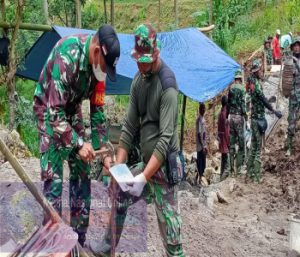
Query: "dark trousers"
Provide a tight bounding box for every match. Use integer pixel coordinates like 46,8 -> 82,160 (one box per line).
197,150 -> 206,177
221,153 -> 228,176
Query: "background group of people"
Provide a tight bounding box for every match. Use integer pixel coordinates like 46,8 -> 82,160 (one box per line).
196,33 -> 300,185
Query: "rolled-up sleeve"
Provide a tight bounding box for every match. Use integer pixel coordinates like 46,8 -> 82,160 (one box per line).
153,87 -> 178,162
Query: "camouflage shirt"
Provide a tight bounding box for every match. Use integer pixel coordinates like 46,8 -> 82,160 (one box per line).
228,83 -> 246,116
33,34 -> 107,154
248,77 -> 273,119
291,55 -> 300,101
264,48 -> 273,65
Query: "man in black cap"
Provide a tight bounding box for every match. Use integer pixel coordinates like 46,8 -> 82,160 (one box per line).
33,24 -> 120,246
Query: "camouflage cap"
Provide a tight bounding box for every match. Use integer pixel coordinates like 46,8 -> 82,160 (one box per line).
131,23 -> 161,63
291,36 -> 300,49
234,68 -> 243,79
251,59 -> 262,73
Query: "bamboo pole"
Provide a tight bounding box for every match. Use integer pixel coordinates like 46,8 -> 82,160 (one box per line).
0,21 -> 52,31
198,24 -> 215,33
0,137 -> 59,222
0,138 -> 92,257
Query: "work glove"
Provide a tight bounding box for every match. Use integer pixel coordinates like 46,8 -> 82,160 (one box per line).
126,173 -> 147,197
274,110 -> 282,119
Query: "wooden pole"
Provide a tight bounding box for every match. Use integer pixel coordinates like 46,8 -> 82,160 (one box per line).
75,0 -> 82,28
180,95 -> 187,151
0,138 -> 59,222
110,0 -> 114,26
0,21 -> 52,31
158,0 -> 161,31
104,0 -> 108,23
174,0 -> 178,28
0,137 -> 92,257
43,0 -> 50,25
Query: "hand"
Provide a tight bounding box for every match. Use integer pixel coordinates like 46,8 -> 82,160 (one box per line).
203,147 -> 208,155
244,113 -> 248,122
126,173 -> 147,197
78,142 -> 95,163
274,110 -> 282,119
103,156 -> 113,170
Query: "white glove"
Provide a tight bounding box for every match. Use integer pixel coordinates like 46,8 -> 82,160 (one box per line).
126,173 -> 147,197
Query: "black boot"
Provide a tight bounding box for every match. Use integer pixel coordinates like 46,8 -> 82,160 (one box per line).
75,230 -> 86,247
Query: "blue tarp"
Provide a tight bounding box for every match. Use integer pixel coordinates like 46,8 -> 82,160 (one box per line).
16,26 -> 240,102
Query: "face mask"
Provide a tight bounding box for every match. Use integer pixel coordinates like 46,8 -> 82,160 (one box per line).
92,63 -> 107,81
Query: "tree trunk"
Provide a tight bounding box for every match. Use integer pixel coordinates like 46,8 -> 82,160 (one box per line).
7,0 -> 24,130
43,0 -> 50,25
75,0 -> 81,28
110,0 -> 114,26
103,0 -> 107,23
174,0 -> 178,28
158,0 -> 161,31
0,0 -> 8,37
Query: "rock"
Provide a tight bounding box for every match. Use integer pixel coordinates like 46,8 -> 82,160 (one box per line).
276,228 -> 286,236
10,130 -> 20,142
206,191 -> 218,210
229,180 -> 237,193
216,191 -> 229,204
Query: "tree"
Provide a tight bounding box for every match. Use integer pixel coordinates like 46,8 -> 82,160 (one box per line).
75,0 -> 81,28
110,0 -> 114,26
48,0 -> 84,27
174,0 -> 178,28
6,0 -> 25,129
43,0 -> 50,25
158,0 -> 161,31
103,0 -> 108,23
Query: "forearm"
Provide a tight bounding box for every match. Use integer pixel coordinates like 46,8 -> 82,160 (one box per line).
142,154 -> 163,181
116,146 -> 128,164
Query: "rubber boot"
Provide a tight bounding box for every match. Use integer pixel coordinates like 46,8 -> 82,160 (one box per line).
76,231 -> 86,247
286,136 -> 293,156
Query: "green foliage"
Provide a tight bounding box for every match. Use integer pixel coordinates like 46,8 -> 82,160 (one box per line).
190,10 -> 209,27
82,2 -> 105,30
212,0 -> 254,52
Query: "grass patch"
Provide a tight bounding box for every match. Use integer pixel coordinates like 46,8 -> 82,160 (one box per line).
0,79 -> 39,157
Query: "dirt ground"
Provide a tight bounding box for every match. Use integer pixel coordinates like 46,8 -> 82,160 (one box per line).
0,114 -> 299,256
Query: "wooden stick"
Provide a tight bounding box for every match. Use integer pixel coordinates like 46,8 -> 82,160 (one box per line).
0,137 -> 59,223
0,138 -> 92,257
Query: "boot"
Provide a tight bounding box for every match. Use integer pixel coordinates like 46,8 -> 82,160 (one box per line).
76,231 -> 86,247
286,136 -> 293,156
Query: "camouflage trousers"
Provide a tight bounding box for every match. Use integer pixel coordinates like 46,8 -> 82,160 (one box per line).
247,120 -> 262,182
41,143 -> 91,233
287,93 -> 300,149
229,114 -> 245,175
102,162 -> 184,257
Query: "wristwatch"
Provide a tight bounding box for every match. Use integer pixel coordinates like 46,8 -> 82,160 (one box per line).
77,137 -> 84,149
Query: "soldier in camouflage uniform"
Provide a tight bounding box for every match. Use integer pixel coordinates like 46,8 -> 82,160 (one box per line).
89,23 -> 184,257
287,36 -> 300,156
33,24 -> 120,246
264,39 -> 273,66
227,69 -> 247,176
246,59 -> 282,182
